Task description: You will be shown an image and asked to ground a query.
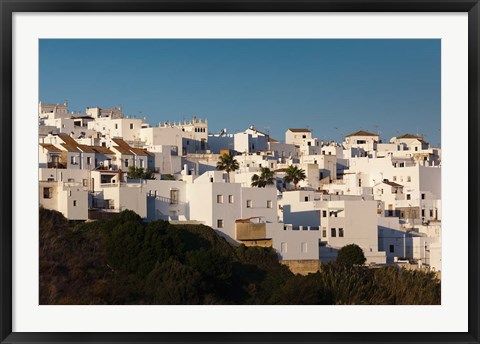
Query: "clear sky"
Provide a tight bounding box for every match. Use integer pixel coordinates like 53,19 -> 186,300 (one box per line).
39,39 -> 441,146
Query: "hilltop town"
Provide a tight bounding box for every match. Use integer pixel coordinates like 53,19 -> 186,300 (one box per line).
38,101 -> 442,274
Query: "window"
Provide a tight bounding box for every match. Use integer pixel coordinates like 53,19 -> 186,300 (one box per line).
302,135 -> 306,139
170,189 -> 179,204
229,195 -> 234,203
389,244 -> 395,253
421,209 -> 425,217
267,200 -> 272,208
301,242 -> 308,253
304,196 -> 309,202
67,178 -> 74,182
43,187 -> 52,199
86,157 -> 92,165
115,124 -> 118,129
430,209 -> 434,217
415,147 -> 418,151
210,177 -> 214,183
281,242 -> 287,253
139,159 -> 144,168
70,156 -> 76,165
130,123 -> 134,129
322,210 -> 327,217
421,193 -> 425,200
217,219 -> 224,228
400,162 -> 405,167
393,176 -> 397,181
73,200 -> 77,207
407,176 -> 411,182
331,228 -> 336,237
246,200 -> 252,208
270,163 -> 274,168
125,159 -> 129,167
322,229 -> 327,237
356,140 -> 366,144
307,142 -> 311,146
217,195 -> 224,204
339,228 -> 344,237
406,194 -> 411,200
82,179 -> 88,187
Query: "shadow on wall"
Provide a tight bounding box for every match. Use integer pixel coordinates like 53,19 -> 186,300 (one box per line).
378,225 -> 412,264
319,244 -> 339,263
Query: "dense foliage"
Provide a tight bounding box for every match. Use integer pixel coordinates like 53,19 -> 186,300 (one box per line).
216,153 -> 239,183
336,244 -> 367,266
126,166 -> 155,180
251,167 -> 275,188
40,208 -> 440,305
283,165 -> 306,189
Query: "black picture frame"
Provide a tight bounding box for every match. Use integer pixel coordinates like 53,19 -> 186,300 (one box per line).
1,1 -> 479,343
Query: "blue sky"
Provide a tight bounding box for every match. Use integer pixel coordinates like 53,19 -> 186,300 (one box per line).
39,39 -> 441,146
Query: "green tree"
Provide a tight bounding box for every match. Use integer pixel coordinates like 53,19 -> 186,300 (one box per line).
161,174 -> 175,180
216,153 -> 239,183
283,165 -> 306,190
127,166 -> 155,180
336,244 -> 367,266
251,167 -> 275,188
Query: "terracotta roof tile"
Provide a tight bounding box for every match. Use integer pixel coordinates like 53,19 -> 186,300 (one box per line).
78,145 -> 96,153
383,181 -> 403,187
288,128 -> 311,133
346,130 -> 378,137
130,148 -> 148,156
91,146 -> 115,155
397,134 -> 421,139
112,146 -> 133,155
112,138 -> 131,148
39,143 -> 62,152
60,143 -> 81,152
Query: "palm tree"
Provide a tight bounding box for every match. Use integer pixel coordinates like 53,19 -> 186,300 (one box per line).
251,167 -> 275,188
216,153 -> 239,183
283,165 -> 306,190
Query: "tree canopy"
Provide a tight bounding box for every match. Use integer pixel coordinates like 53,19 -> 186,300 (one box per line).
216,153 -> 239,182
251,167 -> 275,188
127,166 -> 155,180
39,208 -> 440,305
336,244 -> 367,266
283,165 -> 306,189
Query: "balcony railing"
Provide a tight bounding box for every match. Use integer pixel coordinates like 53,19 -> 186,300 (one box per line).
47,162 -> 66,169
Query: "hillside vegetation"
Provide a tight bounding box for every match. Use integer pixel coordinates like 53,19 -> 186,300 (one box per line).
40,208 -> 440,305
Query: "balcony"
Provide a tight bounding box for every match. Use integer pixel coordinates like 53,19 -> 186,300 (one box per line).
47,162 -> 66,169
235,222 -> 267,241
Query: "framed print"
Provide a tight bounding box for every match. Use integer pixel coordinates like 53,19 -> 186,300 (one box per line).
1,1 -> 479,343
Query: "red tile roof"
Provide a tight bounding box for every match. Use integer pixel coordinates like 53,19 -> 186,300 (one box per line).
91,146 -> 115,155
39,143 -> 62,152
288,128 -> 311,133
57,134 -> 81,152
78,145 -> 96,153
397,134 -> 421,139
383,181 -> 403,187
346,130 -> 378,137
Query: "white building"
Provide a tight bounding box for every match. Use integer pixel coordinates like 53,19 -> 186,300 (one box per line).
279,190 -> 386,264
285,128 -> 312,146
